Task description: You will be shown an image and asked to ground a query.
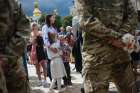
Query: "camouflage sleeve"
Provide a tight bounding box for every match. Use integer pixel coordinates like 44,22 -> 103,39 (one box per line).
15,5 -> 30,43
84,17 -> 122,39
119,0 -> 138,35
0,0 -> 10,35
8,2 -> 30,57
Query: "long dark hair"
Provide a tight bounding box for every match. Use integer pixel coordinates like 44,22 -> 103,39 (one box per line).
45,14 -> 56,28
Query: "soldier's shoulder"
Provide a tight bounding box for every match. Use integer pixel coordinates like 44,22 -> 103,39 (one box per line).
0,0 -> 9,6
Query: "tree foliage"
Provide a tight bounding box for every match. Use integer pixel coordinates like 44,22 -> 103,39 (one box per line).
55,15 -> 62,29
62,16 -> 73,28
38,13 -> 46,25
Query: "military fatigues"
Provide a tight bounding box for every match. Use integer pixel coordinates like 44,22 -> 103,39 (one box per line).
0,0 -> 30,93
0,64 -> 7,93
76,0 -> 138,93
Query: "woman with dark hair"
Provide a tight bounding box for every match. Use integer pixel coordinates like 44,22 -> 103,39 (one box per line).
45,15 -> 56,28
42,14 -> 58,81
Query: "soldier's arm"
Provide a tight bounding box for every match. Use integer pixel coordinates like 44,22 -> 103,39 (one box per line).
15,8 -> 30,42
0,0 -> 10,34
83,0 -> 137,39
9,2 -> 30,56
83,17 -> 126,48
84,17 -> 122,40
119,0 -> 138,35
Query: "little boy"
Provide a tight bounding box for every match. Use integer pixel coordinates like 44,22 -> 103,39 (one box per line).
60,35 -> 72,86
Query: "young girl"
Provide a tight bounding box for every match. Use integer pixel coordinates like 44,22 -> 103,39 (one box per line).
30,23 -> 47,86
48,32 -> 67,92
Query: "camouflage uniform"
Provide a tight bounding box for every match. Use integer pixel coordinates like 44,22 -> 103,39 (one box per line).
0,65 -> 7,93
0,0 -> 30,93
75,0 -> 138,93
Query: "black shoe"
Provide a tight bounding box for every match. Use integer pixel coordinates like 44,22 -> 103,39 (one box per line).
81,88 -> 85,93
64,81 -> 68,86
53,86 -> 57,89
61,85 -> 65,88
76,70 -> 82,73
68,81 -> 72,86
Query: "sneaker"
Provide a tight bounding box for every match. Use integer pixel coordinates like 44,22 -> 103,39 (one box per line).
43,80 -> 50,88
38,80 -> 42,86
42,80 -> 47,85
81,88 -> 85,93
43,83 -> 50,88
68,81 -> 72,86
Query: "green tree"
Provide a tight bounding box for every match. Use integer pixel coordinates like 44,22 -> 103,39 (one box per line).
55,15 -> 62,29
62,16 -> 73,28
34,1 -> 39,8
38,13 -> 46,25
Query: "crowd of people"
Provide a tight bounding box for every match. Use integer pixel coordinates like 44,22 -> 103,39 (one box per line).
22,11 -> 140,93
23,12 -> 140,93
26,14 -> 78,92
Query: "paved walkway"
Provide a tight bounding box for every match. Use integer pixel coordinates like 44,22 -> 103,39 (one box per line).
28,64 -> 140,93
28,64 -> 84,93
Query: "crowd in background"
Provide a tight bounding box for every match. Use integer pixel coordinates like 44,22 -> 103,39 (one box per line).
25,14 -> 82,92
22,11 -> 140,92
21,10 -> 140,93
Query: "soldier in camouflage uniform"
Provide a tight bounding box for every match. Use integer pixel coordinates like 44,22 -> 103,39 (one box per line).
75,0 -> 138,93
0,64 -> 7,93
0,0 -> 30,93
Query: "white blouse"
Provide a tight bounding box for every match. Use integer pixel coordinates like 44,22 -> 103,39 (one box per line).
42,24 -> 58,59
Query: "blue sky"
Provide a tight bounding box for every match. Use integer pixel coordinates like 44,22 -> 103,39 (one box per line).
20,0 -> 73,16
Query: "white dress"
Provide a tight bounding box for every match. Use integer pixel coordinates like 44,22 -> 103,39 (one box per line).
50,42 -> 67,79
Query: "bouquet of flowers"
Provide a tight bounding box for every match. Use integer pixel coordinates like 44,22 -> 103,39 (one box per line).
122,33 -> 138,53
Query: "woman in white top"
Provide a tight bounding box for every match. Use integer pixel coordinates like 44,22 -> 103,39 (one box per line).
42,15 -> 58,81
42,15 -> 66,92
42,15 -> 58,49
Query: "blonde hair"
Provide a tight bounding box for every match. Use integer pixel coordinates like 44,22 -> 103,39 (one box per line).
31,22 -> 38,31
66,26 -> 72,32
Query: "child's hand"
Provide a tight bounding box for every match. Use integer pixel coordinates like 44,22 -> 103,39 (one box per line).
50,47 -> 58,53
